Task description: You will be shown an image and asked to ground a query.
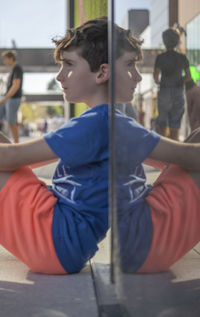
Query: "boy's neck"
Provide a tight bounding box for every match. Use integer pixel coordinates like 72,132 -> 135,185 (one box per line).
88,98 -> 108,108
87,88 -> 109,108
166,48 -> 176,51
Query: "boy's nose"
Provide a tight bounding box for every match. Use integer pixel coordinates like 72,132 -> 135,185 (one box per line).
137,72 -> 142,83
56,72 -> 62,82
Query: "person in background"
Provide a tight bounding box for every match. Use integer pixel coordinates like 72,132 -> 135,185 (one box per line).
0,50 -> 23,143
115,103 -> 138,120
153,28 -> 191,140
185,79 -> 200,132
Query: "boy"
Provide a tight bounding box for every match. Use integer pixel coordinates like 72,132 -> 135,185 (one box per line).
0,50 -> 23,143
0,17 -> 199,275
153,28 -> 191,140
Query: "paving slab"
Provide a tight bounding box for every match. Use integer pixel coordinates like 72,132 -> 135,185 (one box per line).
90,231 -> 122,317
115,249 -> 200,317
0,247 -> 98,317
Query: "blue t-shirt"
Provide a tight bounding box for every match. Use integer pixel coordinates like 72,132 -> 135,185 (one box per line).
115,110 -> 160,272
44,104 -> 109,273
44,104 -> 160,274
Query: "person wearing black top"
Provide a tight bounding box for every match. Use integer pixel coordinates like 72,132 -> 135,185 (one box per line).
153,28 -> 191,140
0,50 -> 23,143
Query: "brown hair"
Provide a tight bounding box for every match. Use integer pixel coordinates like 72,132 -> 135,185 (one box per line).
162,28 -> 180,49
1,50 -> 17,61
53,17 -> 143,72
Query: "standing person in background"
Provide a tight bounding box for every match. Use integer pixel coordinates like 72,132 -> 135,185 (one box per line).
0,50 -> 23,143
153,28 -> 191,140
185,79 -> 200,132
115,103 -> 138,120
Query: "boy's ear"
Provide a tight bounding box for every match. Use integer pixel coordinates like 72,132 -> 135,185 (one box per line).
96,64 -> 110,84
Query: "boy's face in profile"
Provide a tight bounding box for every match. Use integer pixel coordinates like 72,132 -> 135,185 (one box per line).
56,49 -> 98,106
115,51 -> 142,103
56,48 -> 142,106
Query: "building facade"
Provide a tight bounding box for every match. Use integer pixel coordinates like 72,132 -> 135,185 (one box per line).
151,0 -> 200,54
178,0 -> 200,81
67,0 -> 108,116
150,0 -> 169,48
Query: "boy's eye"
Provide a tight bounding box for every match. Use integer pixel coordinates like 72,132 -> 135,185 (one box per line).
64,61 -> 73,66
59,59 -> 73,66
127,61 -> 135,67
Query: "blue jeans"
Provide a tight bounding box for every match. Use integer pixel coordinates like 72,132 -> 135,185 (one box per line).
0,98 -> 21,124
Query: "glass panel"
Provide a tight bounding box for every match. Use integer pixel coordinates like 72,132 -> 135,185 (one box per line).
73,0 -> 108,117
186,13 -> 200,83
110,1 -> 200,316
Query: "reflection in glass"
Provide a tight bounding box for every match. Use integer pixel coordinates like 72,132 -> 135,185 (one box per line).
111,2 -> 200,317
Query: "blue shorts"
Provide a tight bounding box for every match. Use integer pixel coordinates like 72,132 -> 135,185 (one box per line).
0,98 -> 21,124
156,88 -> 185,129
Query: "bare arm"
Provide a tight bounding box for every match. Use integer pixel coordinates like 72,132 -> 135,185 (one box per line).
0,136 -> 58,171
153,68 -> 160,85
186,91 -> 193,118
184,67 -> 192,83
0,78 -> 21,105
148,136 -> 200,172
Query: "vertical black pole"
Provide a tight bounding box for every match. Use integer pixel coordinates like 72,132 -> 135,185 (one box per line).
108,0 -> 117,284
67,0 -> 75,118
68,0 -> 74,28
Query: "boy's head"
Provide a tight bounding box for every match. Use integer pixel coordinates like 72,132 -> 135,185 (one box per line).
162,28 -> 180,49
53,17 -> 142,72
54,17 -> 143,106
1,50 -> 16,66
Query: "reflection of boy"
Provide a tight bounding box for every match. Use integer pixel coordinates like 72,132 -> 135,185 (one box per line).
153,28 -> 191,140
0,17 -> 200,275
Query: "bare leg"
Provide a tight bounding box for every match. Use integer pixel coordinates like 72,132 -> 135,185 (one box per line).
9,123 -> 19,143
156,126 -> 167,137
169,127 -> 179,141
